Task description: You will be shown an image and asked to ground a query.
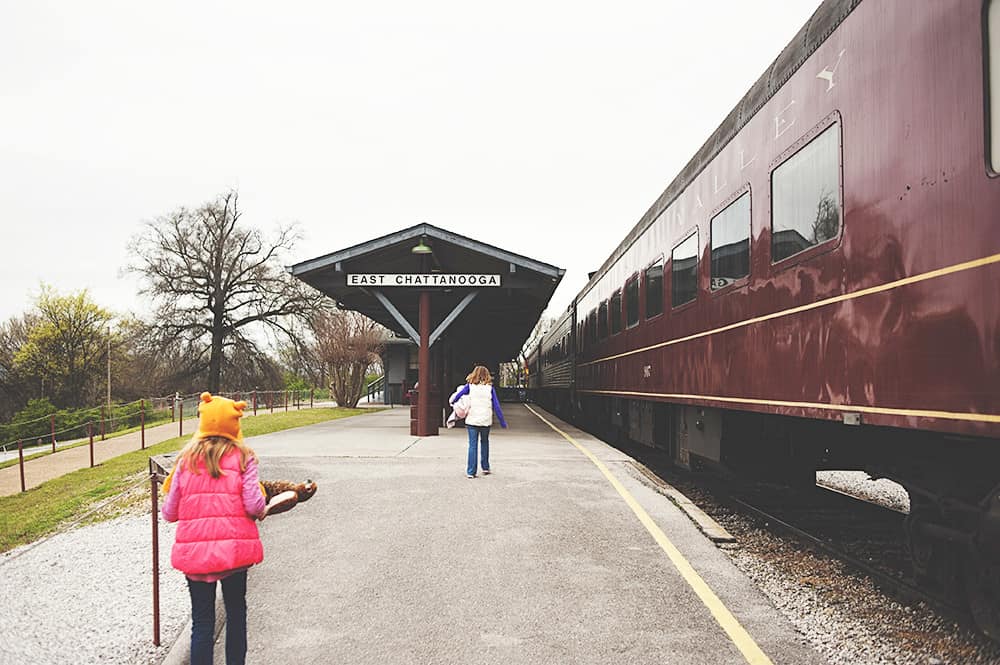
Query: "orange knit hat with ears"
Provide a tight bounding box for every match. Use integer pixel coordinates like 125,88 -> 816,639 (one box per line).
194,392 -> 247,441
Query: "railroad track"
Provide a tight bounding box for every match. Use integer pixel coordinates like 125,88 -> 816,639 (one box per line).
618,443 -> 979,634
726,489 -> 967,622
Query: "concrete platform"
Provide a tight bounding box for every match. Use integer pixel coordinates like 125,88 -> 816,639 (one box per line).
206,404 -> 827,665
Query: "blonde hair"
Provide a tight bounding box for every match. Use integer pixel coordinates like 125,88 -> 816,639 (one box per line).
178,435 -> 257,478
466,365 -> 492,385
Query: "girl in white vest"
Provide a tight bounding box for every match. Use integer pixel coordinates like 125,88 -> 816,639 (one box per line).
449,365 -> 507,478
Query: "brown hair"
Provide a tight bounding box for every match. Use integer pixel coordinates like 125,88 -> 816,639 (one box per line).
178,435 -> 257,478
466,365 -> 492,385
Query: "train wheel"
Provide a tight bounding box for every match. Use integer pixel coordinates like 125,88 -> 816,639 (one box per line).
905,508 -> 964,606
966,548 -> 1000,641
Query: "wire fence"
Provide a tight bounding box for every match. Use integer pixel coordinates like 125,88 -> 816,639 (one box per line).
0,388 -> 328,457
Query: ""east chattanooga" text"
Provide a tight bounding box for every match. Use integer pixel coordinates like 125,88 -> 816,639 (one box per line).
347,274 -> 502,287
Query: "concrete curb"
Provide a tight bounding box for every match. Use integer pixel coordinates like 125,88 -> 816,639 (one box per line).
626,460 -> 736,544
160,598 -> 226,665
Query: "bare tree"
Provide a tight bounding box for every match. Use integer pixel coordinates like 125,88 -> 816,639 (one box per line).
127,190 -> 324,392
313,310 -> 385,408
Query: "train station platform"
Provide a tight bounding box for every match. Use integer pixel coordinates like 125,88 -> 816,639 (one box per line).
203,403 -> 827,664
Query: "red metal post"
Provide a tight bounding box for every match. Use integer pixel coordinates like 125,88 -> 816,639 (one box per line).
297,390 -> 301,410
418,289 -> 433,436
50,414 -> 56,453
140,399 -> 146,449
284,391 -> 288,412
179,400 -> 184,438
151,473 -> 161,646
310,389 -> 314,409
100,406 -> 106,441
270,391 -> 274,414
253,390 -> 257,416
17,440 -> 25,493
88,422 -> 95,468
171,398 -> 175,422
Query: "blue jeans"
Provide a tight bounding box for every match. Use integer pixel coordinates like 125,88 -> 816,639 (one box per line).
187,570 -> 248,665
467,425 -> 490,475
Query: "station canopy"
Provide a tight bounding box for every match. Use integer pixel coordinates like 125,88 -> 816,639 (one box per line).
289,223 -> 564,366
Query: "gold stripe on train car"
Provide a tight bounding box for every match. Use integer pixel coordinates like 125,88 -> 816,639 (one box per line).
577,389 -> 1000,424
579,252 -> 1000,367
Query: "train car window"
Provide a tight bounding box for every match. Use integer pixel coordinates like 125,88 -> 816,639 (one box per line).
598,301 -> 609,340
645,260 -> 663,318
625,277 -> 640,328
671,231 -> 699,307
610,290 -> 623,335
990,0 -> 1000,173
711,191 -> 751,289
771,122 -> 841,262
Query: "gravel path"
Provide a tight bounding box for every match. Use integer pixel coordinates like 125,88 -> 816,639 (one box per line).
0,501 -> 188,665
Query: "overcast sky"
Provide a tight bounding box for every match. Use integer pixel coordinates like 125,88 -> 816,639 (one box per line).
1,0 -> 823,326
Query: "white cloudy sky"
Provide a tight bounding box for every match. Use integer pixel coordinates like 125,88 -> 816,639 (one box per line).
1,0 -> 822,325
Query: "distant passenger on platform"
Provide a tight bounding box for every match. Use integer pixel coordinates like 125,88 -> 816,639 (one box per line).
450,365 -> 507,478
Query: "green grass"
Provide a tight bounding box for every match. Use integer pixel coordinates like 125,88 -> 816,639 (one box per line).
0,407 -> 374,553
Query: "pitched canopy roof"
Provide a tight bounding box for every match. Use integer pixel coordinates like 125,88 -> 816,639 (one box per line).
289,223 -> 564,364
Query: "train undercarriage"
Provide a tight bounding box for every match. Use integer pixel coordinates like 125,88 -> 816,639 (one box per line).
531,389 -> 1000,640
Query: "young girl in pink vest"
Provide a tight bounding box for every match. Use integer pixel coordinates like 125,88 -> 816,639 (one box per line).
161,392 -> 266,665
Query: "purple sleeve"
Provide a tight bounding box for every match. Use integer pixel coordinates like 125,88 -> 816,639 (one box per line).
242,457 -> 266,519
450,384 -> 470,405
160,466 -> 180,523
491,388 -> 507,428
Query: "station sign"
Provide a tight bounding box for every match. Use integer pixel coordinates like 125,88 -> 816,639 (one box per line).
347,273 -> 502,287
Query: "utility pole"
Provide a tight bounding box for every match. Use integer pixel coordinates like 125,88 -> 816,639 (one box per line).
107,323 -> 112,427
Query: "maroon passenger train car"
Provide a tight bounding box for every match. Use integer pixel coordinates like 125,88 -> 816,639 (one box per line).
529,0 -> 1000,637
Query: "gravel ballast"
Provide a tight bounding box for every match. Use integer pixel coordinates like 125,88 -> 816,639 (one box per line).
0,508 -> 188,665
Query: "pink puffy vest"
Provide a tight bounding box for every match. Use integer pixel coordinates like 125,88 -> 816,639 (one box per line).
170,449 -> 263,575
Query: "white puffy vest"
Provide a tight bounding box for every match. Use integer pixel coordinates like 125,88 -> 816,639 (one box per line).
465,384 -> 494,427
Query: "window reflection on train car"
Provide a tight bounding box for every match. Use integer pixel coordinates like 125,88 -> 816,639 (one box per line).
771,122 -> 842,263
711,191 -> 751,291
645,259 -> 663,319
610,289 -> 623,335
598,301 -> 609,340
988,0 -> 1000,174
671,231 -> 699,307
625,276 -> 640,328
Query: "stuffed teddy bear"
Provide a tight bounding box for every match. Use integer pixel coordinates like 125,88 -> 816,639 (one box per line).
261,479 -> 318,516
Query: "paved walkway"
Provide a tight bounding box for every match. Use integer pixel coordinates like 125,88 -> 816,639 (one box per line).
189,404 -> 827,665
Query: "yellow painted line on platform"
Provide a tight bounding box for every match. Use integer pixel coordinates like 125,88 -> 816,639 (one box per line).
524,404 -> 774,665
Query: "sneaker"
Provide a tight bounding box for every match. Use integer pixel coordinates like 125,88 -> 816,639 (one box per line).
482,470 -> 491,475
467,473 -> 476,478
264,490 -> 299,517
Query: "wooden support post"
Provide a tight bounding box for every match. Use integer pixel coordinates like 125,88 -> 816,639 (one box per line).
151,471 -> 161,646
17,440 -> 25,492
